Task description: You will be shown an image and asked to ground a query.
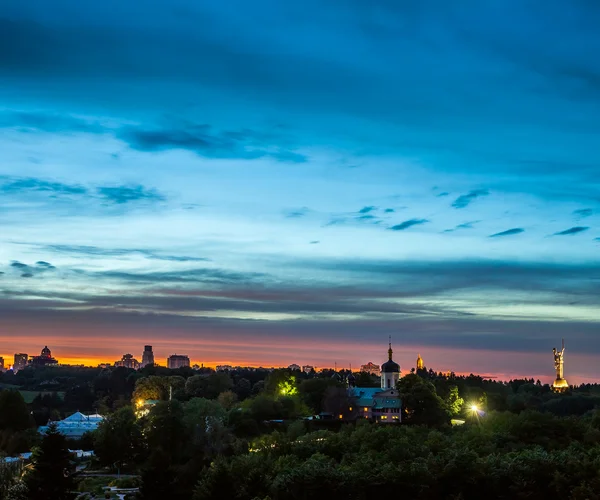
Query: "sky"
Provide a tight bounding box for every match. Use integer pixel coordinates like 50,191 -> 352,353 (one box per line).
1,0 -> 599,383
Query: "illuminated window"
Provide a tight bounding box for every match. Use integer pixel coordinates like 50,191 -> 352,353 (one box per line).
339,414 -> 343,419
349,407 -> 353,411
364,407 -> 368,412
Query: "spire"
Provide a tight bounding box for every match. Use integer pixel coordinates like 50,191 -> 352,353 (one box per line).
388,335 -> 393,361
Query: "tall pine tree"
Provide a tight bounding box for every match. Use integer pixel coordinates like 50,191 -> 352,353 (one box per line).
24,423 -> 75,500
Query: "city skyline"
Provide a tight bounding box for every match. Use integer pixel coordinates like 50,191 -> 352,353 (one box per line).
0,339 -> 587,386
1,1 -> 600,382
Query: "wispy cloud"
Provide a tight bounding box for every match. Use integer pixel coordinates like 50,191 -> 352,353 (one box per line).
573,208 -> 593,218
284,207 -> 310,218
0,177 -> 87,196
96,185 -> 165,204
490,228 -> 525,238
0,110 -> 106,135
43,244 -> 209,262
389,219 -> 429,231
358,206 -> 377,214
119,122 -> 307,163
452,189 -> 489,209
554,226 -> 589,236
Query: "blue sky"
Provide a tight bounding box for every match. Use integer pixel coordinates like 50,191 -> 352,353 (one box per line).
1,0 -> 599,381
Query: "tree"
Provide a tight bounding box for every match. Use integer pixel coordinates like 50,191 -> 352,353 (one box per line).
445,386 -> 464,417
24,423 -> 75,500
138,449 -> 183,500
94,406 -> 143,469
264,370 -> 298,397
185,373 -> 233,399
0,390 -> 32,431
133,376 -> 169,402
299,378 -> 341,414
217,391 -> 238,410
398,374 -> 449,426
233,378 -> 252,400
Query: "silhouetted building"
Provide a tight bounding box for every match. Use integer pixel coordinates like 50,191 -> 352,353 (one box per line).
381,339 -> 400,389
167,354 -> 190,369
360,361 -> 381,376
13,353 -> 29,373
141,345 -> 155,368
302,365 -> 315,374
115,354 -> 140,370
288,364 -> 301,371
30,346 -> 59,367
0,357 -> 4,372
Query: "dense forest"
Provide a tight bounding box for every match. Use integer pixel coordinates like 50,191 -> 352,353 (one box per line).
2,364 -> 600,499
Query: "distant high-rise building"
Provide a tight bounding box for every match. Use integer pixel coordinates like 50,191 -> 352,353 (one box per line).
13,353 -> 28,373
30,346 -> 59,367
167,354 -> 190,369
141,345 -> 155,368
360,361 -> 381,376
115,354 -> 140,370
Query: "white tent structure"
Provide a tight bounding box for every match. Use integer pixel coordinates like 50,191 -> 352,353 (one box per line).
39,412 -> 104,439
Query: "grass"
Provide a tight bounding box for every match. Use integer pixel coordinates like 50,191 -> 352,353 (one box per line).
19,390 -> 65,403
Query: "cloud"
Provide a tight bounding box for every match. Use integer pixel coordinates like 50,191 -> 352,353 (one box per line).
35,261 -> 54,268
554,226 -> 589,236
573,208 -> 593,218
96,185 -> 166,204
21,273 -> 34,278
309,241 -> 320,244
358,206 -> 377,214
384,208 -> 395,213
389,219 -> 429,231
119,123 -> 307,163
0,110 -> 106,135
285,207 -> 310,218
451,189 -> 489,209
43,244 -> 209,262
10,261 -> 28,269
490,228 -> 525,237
436,192 -> 449,198
0,177 -> 87,196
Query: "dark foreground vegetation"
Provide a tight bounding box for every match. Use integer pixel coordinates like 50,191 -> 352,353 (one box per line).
2,364 -> 600,499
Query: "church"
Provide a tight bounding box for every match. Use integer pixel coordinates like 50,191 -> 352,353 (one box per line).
348,341 -> 402,423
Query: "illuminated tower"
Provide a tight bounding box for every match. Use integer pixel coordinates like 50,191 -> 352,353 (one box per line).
416,354 -> 424,371
552,339 -> 569,392
381,337 -> 400,389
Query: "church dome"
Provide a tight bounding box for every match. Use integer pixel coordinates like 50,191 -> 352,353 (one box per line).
381,359 -> 400,373
381,340 -> 400,373
41,346 -> 51,357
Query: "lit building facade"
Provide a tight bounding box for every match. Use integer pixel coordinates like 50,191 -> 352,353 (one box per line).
115,354 -> 140,370
288,364 -> 301,371
416,354 -> 424,370
302,365 -> 315,374
13,353 -> 28,373
141,345 -> 155,368
347,342 -> 402,423
167,354 -> 190,369
360,362 -> 381,376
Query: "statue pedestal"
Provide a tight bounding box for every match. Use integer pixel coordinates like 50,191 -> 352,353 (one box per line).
552,378 -> 569,392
